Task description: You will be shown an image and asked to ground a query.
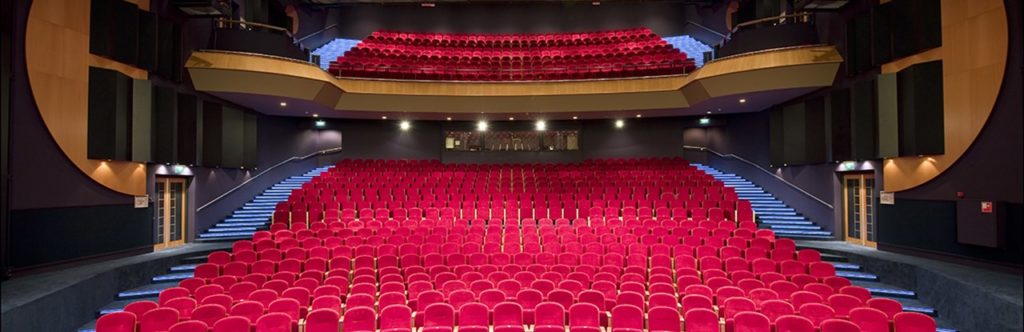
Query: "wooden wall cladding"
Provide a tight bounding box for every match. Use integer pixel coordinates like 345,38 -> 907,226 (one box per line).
87,67 -> 133,161
897,60 -> 944,156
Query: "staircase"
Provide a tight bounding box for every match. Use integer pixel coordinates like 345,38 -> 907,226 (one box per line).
195,166 -> 332,243
819,250 -> 958,332
693,164 -> 833,240
76,252 -> 216,332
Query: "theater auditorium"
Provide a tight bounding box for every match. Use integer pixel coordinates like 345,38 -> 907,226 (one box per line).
1,0 -> 1021,331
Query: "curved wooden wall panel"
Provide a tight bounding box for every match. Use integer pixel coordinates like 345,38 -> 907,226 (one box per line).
882,0 -> 1008,192
25,0 -> 147,196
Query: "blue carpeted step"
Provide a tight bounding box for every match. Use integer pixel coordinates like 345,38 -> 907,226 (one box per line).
208,226 -> 259,232
831,262 -> 861,271
216,222 -> 266,227
118,282 -> 178,300
199,231 -> 255,238
755,211 -> 799,216
818,252 -> 848,262
774,234 -> 835,240
97,296 -> 159,315
855,281 -> 918,298
758,215 -> 807,220
224,217 -> 270,223
836,271 -> 878,281
759,219 -> 813,225
169,264 -> 198,272
752,207 -> 795,212
233,210 -> 274,215
770,229 -> 832,236
750,203 -> 787,208
152,272 -> 193,282
240,205 -> 276,211
244,202 -> 280,207
180,255 -> 210,264
767,225 -> 822,230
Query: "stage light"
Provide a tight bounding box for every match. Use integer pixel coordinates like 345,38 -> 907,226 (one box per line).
399,120 -> 411,131
314,120 -> 326,128
477,120 -> 489,132
381,116 -> 388,120
635,114 -> 642,118
615,119 -> 625,128
535,120 -> 547,131
279,102 -> 287,107
739,98 -> 747,103
699,117 -> 710,125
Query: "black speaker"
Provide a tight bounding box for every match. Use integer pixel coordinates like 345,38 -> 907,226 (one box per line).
113,1 -> 139,65
177,93 -> 199,165
131,79 -> 153,162
782,103 -> 807,165
201,101 -> 224,167
89,0 -> 116,58
137,11 -> 159,72
898,60 -> 944,156
221,107 -> 245,169
87,67 -> 133,161
804,97 -> 827,164
850,79 -> 878,160
769,108 -> 785,166
829,88 -> 852,162
243,112 -> 259,169
152,85 -> 178,163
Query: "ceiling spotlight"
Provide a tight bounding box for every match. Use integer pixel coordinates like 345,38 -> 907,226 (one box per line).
706,111 -> 712,114
399,120 -> 411,131
699,117 -> 710,125
739,98 -> 747,104
279,102 -> 287,107
312,114 -> 319,118
572,116 -> 578,120
477,120 -> 489,132
381,116 -> 388,120
314,120 -> 326,128
446,117 -> 452,121
615,119 -> 625,128
508,117 -> 515,121
535,120 -> 547,131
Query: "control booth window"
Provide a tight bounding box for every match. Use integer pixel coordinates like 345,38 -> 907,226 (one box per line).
445,130 -> 579,151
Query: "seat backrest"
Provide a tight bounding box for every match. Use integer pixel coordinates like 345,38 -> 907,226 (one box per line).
191,304 -> 228,326
96,311 -> 137,332
342,307 -> 377,332
647,306 -> 681,332
494,302 -> 524,326
893,312 -> 937,332
168,320 -> 209,332
211,316 -> 251,332
683,308 -> 718,332
379,305 -> 413,331
255,312 -> 292,332
774,315 -> 815,332
732,311 -> 771,332
458,302 -> 490,327
568,303 -> 601,328
423,303 -> 455,329
820,318 -> 862,332
303,309 -> 339,332
798,303 -> 836,327
140,307 -> 179,332
611,304 -> 643,330
534,302 -> 566,327
848,307 -> 890,332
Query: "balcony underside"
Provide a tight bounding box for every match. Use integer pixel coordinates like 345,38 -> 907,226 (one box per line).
186,45 -> 842,118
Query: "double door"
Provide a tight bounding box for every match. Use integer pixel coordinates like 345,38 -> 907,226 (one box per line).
155,177 -> 187,250
843,173 -> 877,247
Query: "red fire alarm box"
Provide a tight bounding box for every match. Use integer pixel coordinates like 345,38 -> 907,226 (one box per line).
981,201 -> 993,213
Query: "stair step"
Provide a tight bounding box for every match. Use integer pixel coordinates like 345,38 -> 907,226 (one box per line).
836,271 -> 878,281
196,236 -> 252,243
244,202 -> 280,207
758,215 -> 807,220
152,272 -> 194,282
118,282 -> 179,299
750,203 -> 787,208
208,226 -> 259,232
752,207 -> 795,212
855,282 -> 918,298
818,253 -> 848,262
767,225 -> 823,230
199,231 -> 255,238
233,210 -> 274,215
180,255 -> 211,264
774,234 -> 835,240
224,217 -> 270,222
216,222 -> 267,227
97,296 -> 159,315
755,211 -> 798,216
831,262 -> 861,271
759,220 -> 812,225
770,229 -> 832,236
169,264 -> 198,272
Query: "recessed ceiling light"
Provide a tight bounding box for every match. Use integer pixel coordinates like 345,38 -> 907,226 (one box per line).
381,116 -> 388,120
739,98 -> 747,103
399,120 -> 411,131
635,114 -> 642,118
279,102 -> 287,107
446,117 -> 452,121
615,119 -> 625,128
509,117 -> 515,121
535,120 -> 547,131
312,114 -> 319,118
572,116 -> 578,120
706,111 -> 712,114
477,120 -> 488,132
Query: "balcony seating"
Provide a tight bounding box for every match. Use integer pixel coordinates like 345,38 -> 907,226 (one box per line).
328,28 -> 696,81
95,158 -> 938,332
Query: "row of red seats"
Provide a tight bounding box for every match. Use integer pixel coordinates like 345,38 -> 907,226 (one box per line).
367,27 -> 660,47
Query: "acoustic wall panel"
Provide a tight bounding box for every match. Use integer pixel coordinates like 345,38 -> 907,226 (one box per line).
137,11 -> 159,72
850,78 -> 878,160
769,108 -> 785,166
891,0 -> 942,59
804,97 -> 827,164
846,12 -> 873,75
829,88 -> 852,162
177,93 -> 198,165
898,60 -> 944,156
89,0 -> 115,58
221,107 -> 245,168
243,113 -> 259,168
131,79 -> 153,162
113,1 -> 139,65
152,85 -> 178,163
87,67 -> 133,161
156,20 -> 181,81
871,3 -> 894,66
877,73 -> 900,158
782,103 -> 807,165
201,101 -> 224,167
